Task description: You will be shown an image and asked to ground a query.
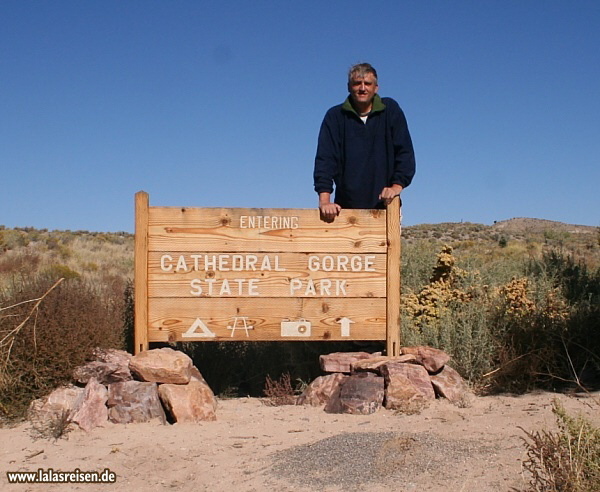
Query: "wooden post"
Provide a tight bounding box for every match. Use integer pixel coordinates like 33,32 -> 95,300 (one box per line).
134,191 -> 149,354
386,197 -> 401,356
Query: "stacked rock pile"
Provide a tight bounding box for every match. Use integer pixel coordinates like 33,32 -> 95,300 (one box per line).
296,346 -> 471,415
29,345 -> 470,431
28,348 -> 217,431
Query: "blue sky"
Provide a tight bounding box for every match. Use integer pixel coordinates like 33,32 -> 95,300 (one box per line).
2,1 -> 599,232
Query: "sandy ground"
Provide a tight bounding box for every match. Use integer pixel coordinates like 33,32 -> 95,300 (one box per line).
1,391 -> 598,492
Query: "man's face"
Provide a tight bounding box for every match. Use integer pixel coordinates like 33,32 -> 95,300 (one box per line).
348,73 -> 379,108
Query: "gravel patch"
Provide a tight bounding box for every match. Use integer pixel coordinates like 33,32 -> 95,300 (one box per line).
270,431 -> 494,489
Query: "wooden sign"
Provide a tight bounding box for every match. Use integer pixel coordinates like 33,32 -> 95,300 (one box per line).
134,192 -> 402,355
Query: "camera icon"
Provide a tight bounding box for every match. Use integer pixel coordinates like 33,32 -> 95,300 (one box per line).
280,319 -> 312,337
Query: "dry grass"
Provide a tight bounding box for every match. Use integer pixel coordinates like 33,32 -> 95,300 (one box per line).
262,373 -> 298,406
30,409 -> 73,441
0,227 -> 133,291
520,399 -> 600,491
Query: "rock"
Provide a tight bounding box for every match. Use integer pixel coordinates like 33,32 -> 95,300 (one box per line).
107,381 -> 166,424
296,373 -> 347,406
351,354 -> 417,373
129,347 -> 192,384
401,346 -> 450,373
158,380 -> 217,423
93,348 -> 132,366
380,362 -> 435,410
190,366 -> 208,384
319,352 -> 374,373
28,385 -> 85,424
430,365 -> 472,404
73,360 -> 133,385
71,378 -> 108,432
336,372 -> 385,415
324,379 -> 345,414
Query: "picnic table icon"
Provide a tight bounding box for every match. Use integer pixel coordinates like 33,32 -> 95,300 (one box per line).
227,316 -> 254,337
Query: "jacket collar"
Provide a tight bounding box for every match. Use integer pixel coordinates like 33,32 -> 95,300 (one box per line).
342,94 -> 386,116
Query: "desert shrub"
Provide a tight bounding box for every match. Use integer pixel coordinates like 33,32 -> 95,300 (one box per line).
401,239 -> 440,292
403,245 -> 472,328
0,274 -> 125,421
531,251 -> 600,304
262,372 -> 298,406
401,244 -> 600,392
521,399 -> 600,491
83,262 -> 99,272
477,249 -> 600,392
0,251 -> 41,277
403,295 -> 495,386
0,229 -> 30,251
485,276 -> 569,392
42,264 -> 80,280
527,252 -> 600,389
402,245 -> 497,386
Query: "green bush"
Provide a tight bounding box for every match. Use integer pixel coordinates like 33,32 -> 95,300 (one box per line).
402,245 -> 600,393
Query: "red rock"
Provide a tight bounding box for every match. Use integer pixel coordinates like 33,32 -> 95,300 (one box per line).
73,360 -> 133,385
158,380 -> 217,423
351,354 -> 417,373
430,365 -> 471,404
296,373 -> 347,406
319,352 -> 374,373
380,362 -> 435,410
28,385 -> 85,424
71,378 -> 108,432
93,348 -> 132,366
401,346 -> 450,373
190,366 -> 208,384
107,381 -> 166,424
324,380 -> 345,414
129,347 -> 192,384
337,372 -> 385,415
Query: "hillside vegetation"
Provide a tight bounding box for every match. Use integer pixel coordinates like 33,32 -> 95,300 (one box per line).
0,219 -> 599,419
1,218 -> 597,285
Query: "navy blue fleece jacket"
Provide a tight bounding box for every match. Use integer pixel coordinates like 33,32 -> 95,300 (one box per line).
313,94 -> 415,209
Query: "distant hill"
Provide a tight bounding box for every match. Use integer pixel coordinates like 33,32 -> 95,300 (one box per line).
400,219 -> 599,273
491,218 -> 597,235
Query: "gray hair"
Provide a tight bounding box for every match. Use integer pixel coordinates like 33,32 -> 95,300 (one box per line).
348,62 -> 378,83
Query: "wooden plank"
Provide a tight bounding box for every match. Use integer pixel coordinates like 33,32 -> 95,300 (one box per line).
147,252 -> 386,298
148,297 -> 386,342
147,207 -> 387,253
386,197 -> 401,356
134,191 -> 150,353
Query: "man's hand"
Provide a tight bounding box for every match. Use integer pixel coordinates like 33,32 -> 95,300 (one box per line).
379,184 -> 403,205
318,192 -> 341,221
320,202 -> 342,218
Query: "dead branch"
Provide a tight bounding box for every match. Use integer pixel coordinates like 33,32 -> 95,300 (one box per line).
0,278 -> 64,370
481,352 -> 531,378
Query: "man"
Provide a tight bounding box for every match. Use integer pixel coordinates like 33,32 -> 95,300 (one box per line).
313,63 -> 416,220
